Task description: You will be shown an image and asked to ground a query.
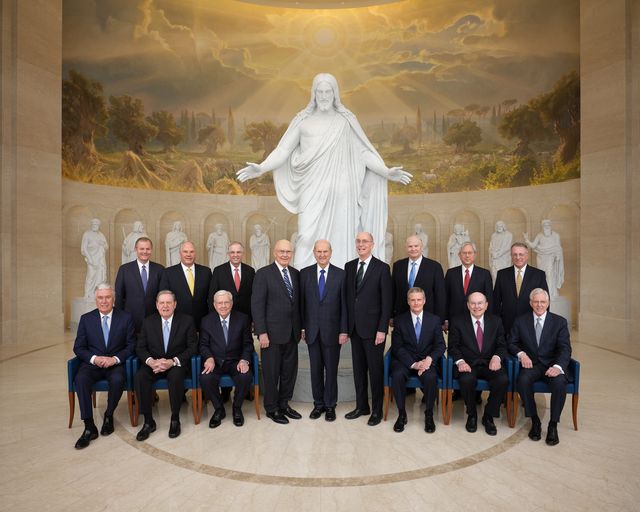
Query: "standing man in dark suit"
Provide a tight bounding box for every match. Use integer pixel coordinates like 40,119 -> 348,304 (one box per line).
300,240 -> 348,422
392,235 -> 446,323
73,283 -> 136,449
115,237 -> 163,333
390,287 -> 445,433
493,242 -> 548,337
208,242 -> 255,321
509,288 -> 572,446
159,240 -> 211,330
252,239 -> 302,424
200,290 -> 253,428
448,292 -> 509,436
344,232 -> 392,426
134,290 -> 197,441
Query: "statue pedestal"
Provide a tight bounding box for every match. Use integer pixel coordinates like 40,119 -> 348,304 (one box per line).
551,295 -> 572,329
70,297 -> 95,332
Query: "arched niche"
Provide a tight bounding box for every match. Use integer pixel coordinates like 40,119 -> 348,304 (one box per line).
203,212 -> 232,269
408,212 -> 437,261
244,213 -> 274,269
447,209 -> 482,269
113,208 -> 147,279
487,208 -> 528,268
159,211 -> 189,266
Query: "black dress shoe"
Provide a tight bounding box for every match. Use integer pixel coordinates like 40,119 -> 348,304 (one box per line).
309,406 -> 325,419
345,408 -> 370,420
546,423 -> 559,445
465,414 -> 478,433
424,414 -> 436,433
168,419 -> 181,438
481,415 -> 497,436
74,425 -> 99,449
266,411 -> 289,424
528,419 -> 542,441
232,407 -> 244,427
367,413 -> 382,426
325,407 -> 336,422
136,420 -> 156,441
393,412 -> 408,433
281,406 -> 302,420
100,415 -> 114,436
209,408 -> 226,428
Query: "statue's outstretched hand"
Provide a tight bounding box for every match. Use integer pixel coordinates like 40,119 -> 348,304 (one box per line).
236,162 -> 263,182
388,166 -> 412,185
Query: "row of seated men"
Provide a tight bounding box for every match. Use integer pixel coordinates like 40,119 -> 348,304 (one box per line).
72,233 -> 571,450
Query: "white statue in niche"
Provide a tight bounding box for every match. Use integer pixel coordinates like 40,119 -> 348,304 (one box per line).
206,223 -> 230,269
165,221 -> 188,266
524,219 -> 565,297
489,220 -> 513,282
236,73 -> 412,269
250,224 -> 270,270
447,223 -> 471,268
385,231 -> 394,263
121,221 -> 147,264
414,223 -> 429,258
81,218 -> 108,298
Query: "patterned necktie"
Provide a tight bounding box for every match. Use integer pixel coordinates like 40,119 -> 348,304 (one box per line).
282,267 -> 293,298
233,267 -> 240,292
356,261 -> 366,288
414,316 -> 421,342
463,268 -> 470,295
222,319 -> 229,345
163,320 -> 170,353
516,269 -> 523,297
102,315 -> 109,348
141,264 -> 148,292
408,261 -> 417,288
535,317 -> 542,346
186,267 -> 195,296
476,320 -> 484,351
318,269 -> 326,300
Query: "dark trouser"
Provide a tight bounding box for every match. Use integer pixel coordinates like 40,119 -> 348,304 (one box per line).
517,364 -> 568,422
261,340 -> 298,413
350,332 -> 385,414
457,365 -> 509,417
75,363 -> 126,420
200,360 -> 252,410
391,360 -> 439,413
308,336 -> 341,408
134,364 -> 186,416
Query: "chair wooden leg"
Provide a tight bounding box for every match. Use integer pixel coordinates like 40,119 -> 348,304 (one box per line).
445,390 -> 453,425
254,385 -> 261,419
439,390 -> 446,424
506,392 -> 514,428
92,391 -> 96,408
68,392 -> 75,428
132,392 -> 139,427
383,387 -> 389,421
192,389 -> 199,424
512,393 -> 519,427
127,391 -> 135,426
572,393 -> 579,431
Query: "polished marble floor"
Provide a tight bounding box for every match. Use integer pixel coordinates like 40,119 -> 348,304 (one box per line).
1,332 -> 639,511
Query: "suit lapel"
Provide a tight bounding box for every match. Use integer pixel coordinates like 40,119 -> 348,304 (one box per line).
464,317 -> 480,354
358,258 -> 376,290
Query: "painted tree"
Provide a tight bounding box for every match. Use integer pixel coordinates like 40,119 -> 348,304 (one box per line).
502,99 -> 518,113
108,95 -> 157,155
244,121 -> 287,160
227,107 -> 236,146
198,124 -> 226,154
391,124 -> 418,152
147,110 -> 182,152
416,105 -> 422,145
443,120 -> 482,152
498,104 -> 547,157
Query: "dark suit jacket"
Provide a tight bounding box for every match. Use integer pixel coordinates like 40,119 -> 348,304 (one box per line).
345,256 -> 392,339
493,265 -> 548,335
447,313 -> 508,367
508,312 -> 572,374
114,260 -> 164,332
300,263 -> 348,346
159,263 -> 212,329
208,262 -> 255,321
74,308 -> 136,364
136,312 -> 197,367
199,311 -> 253,366
251,263 -> 301,344
444,265 -> 493,324
391,310 -> 445,369
392,257 -> 446,321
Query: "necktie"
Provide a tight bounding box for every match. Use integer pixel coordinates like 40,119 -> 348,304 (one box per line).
186,267 -> 195,296
233,267 -> 240,292
535,317 -> 542,346
163,320 -> 170,353
356,261 -> 365,288
318,269 -> 326,300
414,316 -> 421,342
408,261 -> 417,288
476,320 -> 484,351
516,269 -> 523,297
222,319 -> 229,345
141,264 -> 148,292
102,315 -> 109,348
282,267 -> 293,298
463,268 -> 470,295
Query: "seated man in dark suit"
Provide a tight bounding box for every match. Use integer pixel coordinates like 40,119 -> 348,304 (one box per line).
134,290 -> 197,441
73,283 -> 136,449
509,288 -> 572,446
390,287 -> 445,433
448,292 -> 509,436
200,290 -> 253,428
